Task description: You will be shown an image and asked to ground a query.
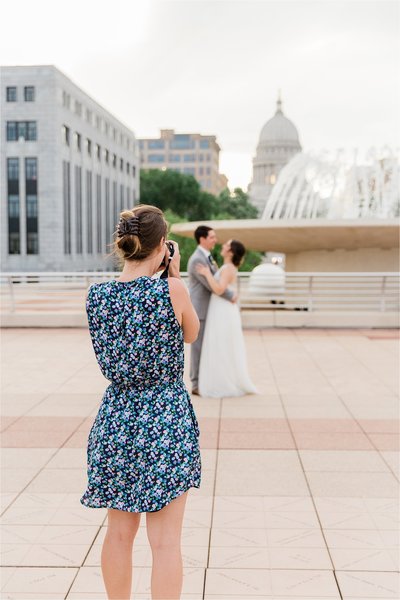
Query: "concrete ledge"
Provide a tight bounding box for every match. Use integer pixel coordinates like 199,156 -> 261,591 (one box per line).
241,310 -> 399,328
0,312 -> 88,328
1,311 -> 399,329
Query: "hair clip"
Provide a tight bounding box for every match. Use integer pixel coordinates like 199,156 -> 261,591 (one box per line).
117,216 -> 140,237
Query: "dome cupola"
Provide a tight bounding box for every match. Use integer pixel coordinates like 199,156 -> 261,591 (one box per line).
259,94 -> 301,147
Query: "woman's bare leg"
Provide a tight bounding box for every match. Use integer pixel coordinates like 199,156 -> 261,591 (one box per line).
101,508 -> 141,599
146,491 -> 188,600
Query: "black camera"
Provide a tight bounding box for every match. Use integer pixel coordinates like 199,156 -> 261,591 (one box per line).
160,241 -> 175,279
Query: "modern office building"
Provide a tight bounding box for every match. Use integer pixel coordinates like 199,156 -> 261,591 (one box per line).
249,95 -> 301,215
139,129 -> 228,195
1,65 -> 139,272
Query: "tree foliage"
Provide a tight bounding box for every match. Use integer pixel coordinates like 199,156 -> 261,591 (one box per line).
140,169 -> 263,271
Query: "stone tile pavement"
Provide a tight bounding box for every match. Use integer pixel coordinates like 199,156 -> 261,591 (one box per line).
1,328 -> 399,599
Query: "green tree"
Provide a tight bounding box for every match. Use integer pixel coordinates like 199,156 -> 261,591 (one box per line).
140,169 -> 203,219
164,209 -> 197,271
214,188 -> 259,220
140,170 -> 263,271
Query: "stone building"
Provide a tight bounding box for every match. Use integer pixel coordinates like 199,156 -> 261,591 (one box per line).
249,95 -> 301,215
139,129 -> 228,195
1,65 -> 139,272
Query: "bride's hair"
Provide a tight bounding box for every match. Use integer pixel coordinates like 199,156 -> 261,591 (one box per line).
230,240 -> 246,267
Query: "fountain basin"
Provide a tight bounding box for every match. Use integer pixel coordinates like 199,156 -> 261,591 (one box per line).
171,218 -> 400,272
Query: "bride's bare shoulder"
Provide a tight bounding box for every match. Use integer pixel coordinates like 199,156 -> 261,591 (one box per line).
222,263 -> 237,273
221,263 -> 237,281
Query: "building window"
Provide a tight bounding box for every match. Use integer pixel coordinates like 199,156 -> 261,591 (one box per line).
127,187 -> 131,205
63,161 -> 71,254
113,181 -> 118,229
105,178 -> 111,246
120,158 -> 124,171
169,154 -> 181,163
62,91 -> 70,109
104,149 -> 109,164
183,167 -> 195,175
62,125 -> 70,146
206,166 -> 211,175
86,170 -> 93,254
25,157 -> 38,180
7,121 -> 37,141
86,108 -> 92,123
74,100 -> 82,116
199,167 -> 204,176
26,122 -> 37,140
126,162 -> 130,174
96,115 -> 101,130
120,184 -> 124,213
26,194 -> 38,218
170,135 -> 194,150
7,87 -> 17,102
25,158 -> 38,254
184,154 -> 195,162
24,86 -> 35,102
8,157 -> 19,180
7,158 -> 20,254
206,154 -> 211,161
132,165 -> 136,178
148,140 -> 165,149
199,139 -> 210,149
112,154 -> 117,168
96,144 -> 101,161
86,138 -> 92,155
96,175 -> 102,253
75,166 -> 82,254
75,132 -> 81,151
148,154 -> 165,163
7,122 -> 17,141
198,154 -> 204,162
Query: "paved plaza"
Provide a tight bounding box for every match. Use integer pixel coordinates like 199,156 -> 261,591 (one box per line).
1,327 -> 399,599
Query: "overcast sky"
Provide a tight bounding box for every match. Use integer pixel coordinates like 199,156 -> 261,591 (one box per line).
1,0 -> 399,189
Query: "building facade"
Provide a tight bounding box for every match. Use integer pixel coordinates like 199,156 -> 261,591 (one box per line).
1,65 -> 139,272
139,129 -> 228,195
249,95 -> 301,215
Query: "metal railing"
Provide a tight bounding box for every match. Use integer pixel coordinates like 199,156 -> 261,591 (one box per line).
0,271 -> 399,314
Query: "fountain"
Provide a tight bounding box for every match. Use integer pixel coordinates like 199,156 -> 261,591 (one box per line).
171,147 -> 400,272
262,148 -> 399,221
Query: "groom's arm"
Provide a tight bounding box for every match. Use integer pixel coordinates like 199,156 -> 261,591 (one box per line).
189,259 -> 234,302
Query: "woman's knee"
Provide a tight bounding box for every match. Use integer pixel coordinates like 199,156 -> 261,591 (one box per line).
105,509 -> 141,544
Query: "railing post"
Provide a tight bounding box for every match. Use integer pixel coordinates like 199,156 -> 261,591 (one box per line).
307,275 -> 313,312
8,276 -> 15,312
380,276 -> 386,312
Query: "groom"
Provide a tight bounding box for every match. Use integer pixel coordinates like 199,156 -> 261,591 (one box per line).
187,225 -> 235,395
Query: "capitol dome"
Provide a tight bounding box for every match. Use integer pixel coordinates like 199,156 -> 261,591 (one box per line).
249,93 -> 302,215
259,98 -> 300,145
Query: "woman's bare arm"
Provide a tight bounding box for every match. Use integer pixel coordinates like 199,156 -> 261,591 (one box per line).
196,264 -> 235,295
168,277 -> 200,343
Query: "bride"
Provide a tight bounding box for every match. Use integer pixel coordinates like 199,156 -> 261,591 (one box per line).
196,239 -> 257,398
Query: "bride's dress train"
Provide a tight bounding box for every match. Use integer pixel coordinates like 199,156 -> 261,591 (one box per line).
198,268 -> 257,398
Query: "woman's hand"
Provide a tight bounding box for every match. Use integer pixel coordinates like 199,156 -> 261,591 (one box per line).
196,264 -> 209,277
166,240 -> 181,278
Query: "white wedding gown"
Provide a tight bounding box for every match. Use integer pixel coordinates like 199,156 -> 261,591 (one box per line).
198,267 -> 257,398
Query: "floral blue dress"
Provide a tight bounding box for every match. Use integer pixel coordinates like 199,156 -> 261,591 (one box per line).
80,276 -> 201,512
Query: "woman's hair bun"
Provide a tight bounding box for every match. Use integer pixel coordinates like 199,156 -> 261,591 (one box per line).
110,205 -> 168,264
